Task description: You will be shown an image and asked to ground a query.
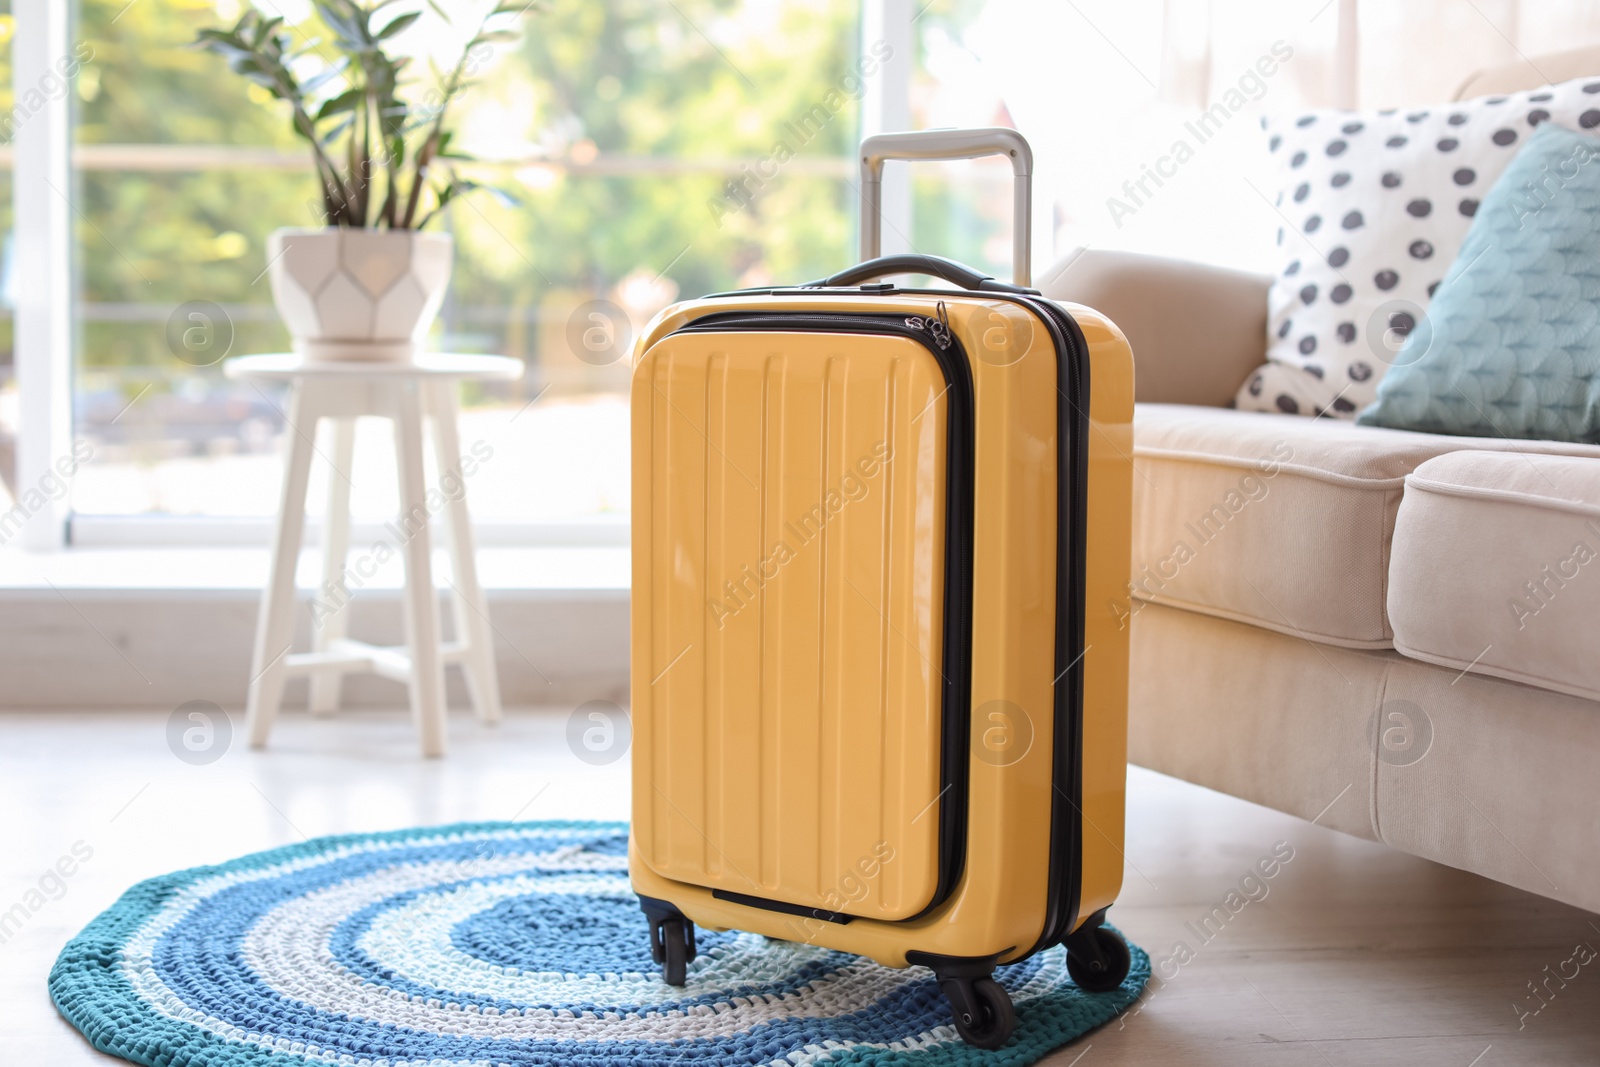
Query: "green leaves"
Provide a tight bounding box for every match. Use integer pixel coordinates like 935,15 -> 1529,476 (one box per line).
300,58 -> 352,96
192,2 -> 535,230
375,11 -> 421,39
250,14 -> 286,48
451,177 -> 522,211
415,176 -> 523,229
315,87 -> 363,121
311,1 -> 368,51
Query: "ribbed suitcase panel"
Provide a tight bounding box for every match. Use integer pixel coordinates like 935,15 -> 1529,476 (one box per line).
634,329 -> 948,921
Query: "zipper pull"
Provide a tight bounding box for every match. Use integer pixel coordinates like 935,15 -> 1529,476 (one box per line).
928,302 -> 952,350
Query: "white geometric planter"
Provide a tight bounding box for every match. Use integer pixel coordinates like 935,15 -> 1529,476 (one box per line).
266,228 -> 453,363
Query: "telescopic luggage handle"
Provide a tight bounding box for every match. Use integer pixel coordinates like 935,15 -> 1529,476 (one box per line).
857,127 -> 1034,287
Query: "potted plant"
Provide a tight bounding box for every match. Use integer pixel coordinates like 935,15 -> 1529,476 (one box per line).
195,1 -> 526,362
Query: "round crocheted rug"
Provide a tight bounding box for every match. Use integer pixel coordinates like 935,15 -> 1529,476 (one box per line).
51,821 -> 1147,1066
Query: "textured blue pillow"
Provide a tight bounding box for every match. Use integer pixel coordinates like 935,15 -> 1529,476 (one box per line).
1358,121 -> 1600,442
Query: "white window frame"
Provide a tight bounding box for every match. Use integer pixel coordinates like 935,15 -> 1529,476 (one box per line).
13,0 -> 74,551
10,0 -> 915,553
861,0 -> 913,255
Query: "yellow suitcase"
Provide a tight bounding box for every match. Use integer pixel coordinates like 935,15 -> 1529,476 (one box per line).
628,129 -> 1134,1048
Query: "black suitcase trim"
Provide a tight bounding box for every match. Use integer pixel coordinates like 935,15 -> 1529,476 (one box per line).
667,310 -> 978,922
711,888 -> 855,925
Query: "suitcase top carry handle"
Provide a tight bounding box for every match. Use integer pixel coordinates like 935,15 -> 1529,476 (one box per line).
803,253 -> 1035,294
858,127 -> 1034,287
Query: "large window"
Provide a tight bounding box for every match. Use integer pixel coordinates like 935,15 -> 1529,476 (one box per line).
16,0 -> 1597,548
906,0 -> 1021,280
910,0 -> 1305,276
64,0 -> 862,537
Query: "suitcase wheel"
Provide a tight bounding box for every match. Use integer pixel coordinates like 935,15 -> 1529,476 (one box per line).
640,896 -> 699,986
658,917 -> 695,986
1064,925 -> 1131,993
938,974 -> 1015,1050
645,912 -> 697,986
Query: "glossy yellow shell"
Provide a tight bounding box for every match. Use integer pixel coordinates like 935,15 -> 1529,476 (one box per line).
629,291 -> 1132,966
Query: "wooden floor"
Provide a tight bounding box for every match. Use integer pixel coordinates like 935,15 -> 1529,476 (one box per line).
1,708 -> 1595,1065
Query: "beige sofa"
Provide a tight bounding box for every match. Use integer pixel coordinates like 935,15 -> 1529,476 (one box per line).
1035,54 -> 1600,916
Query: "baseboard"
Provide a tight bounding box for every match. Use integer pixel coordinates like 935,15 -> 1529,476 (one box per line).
0,587 -> 629,711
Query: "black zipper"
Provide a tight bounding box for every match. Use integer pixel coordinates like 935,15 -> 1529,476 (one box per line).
1012,295 -> 1090,952
668,310 -> 977,920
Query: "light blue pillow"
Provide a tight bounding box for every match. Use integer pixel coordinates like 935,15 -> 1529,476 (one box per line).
1358,121 -> 1600,442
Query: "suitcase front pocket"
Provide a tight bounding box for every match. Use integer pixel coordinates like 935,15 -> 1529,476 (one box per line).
631,314 -> 974,923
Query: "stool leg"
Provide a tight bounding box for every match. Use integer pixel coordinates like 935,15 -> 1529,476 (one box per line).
310,417 -> 356,716
394,382 -> 447,757
247,383 -> 318,749
430,382 -> 503,725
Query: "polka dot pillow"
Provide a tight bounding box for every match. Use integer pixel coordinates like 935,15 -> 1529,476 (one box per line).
1236,74 -> 1600,418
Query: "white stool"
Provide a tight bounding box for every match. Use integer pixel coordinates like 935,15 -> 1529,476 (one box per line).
225,353 -> 524,757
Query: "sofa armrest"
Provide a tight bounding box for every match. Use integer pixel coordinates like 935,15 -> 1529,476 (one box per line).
1038,249 -> 1270,408
1452,44 -> 1600,100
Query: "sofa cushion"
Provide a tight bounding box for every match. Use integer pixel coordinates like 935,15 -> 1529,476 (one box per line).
1131,404 -> 1600,648
1389,450 -> 1600,700
1358,122 -> 1600,443
1236,75 -> 1600,422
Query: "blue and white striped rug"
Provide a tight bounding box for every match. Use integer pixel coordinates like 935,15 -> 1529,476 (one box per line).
50,821 -> 1147,1066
